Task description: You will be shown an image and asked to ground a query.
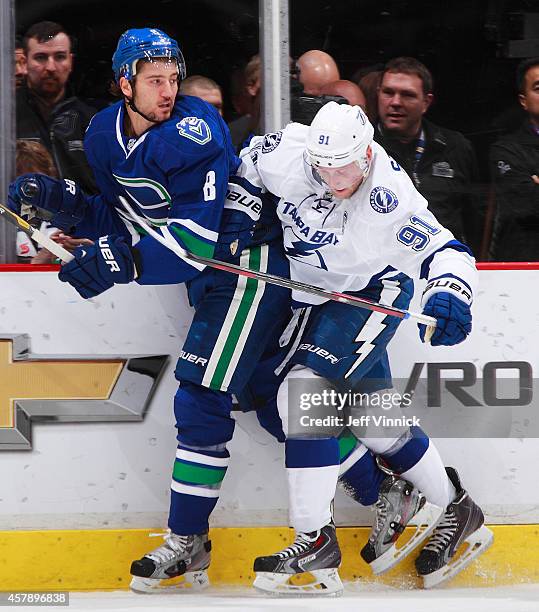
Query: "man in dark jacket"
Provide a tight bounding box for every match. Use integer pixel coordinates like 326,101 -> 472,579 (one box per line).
17,21 -> 97,193
375,57 -> 481,254
489,58 -> 539,261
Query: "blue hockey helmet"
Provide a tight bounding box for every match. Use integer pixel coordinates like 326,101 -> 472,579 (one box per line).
112,28 -> 186,82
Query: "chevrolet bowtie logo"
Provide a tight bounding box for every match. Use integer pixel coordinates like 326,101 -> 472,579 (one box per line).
0,334 -> 168,450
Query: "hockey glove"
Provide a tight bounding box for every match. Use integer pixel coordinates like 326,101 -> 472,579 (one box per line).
58,235 -> 136,299
8,173 -> 88,231
419,291 -> 472,346
213,177 -> 263,260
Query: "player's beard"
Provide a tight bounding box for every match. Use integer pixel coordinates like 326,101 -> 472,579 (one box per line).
130,86 -> 174,124
128,93 -> 170,125
142,110 -> 158,122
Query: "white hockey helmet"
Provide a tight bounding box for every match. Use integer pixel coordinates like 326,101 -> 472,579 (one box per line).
307,101 -> 374,171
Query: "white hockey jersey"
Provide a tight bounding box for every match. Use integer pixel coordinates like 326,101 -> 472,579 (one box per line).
239,123 -> 477,306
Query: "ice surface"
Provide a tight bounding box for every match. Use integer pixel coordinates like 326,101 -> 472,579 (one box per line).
28,583 -> 539,612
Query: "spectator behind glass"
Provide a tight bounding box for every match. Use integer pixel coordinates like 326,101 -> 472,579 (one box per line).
229,66 -> 251,119
228,50 -> 341,151
489,58 -> 539,261
15,35 -> 27,89
357,69 -> 382,124
296,50 -> 340,95
17,21 -> 98,194
318,79 -> 366,108
375,57 -> 482,254
15,140 -> 92,264
180,75 -> 223,115
227,54 -> 261,151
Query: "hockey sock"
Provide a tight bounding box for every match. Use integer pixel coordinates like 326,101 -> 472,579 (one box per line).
337,430 -> 385,505
168,444 -> 230,535
398,441 -> 456,508
286,437 -> 340,532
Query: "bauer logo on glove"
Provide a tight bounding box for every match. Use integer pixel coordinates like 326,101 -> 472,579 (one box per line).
59,235 -> 137,299
98,236 -> 122,273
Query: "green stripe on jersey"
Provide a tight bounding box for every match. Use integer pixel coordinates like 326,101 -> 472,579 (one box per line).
209,246 -> 262,390
113,175 -> 172,203
170,225 -> 215,258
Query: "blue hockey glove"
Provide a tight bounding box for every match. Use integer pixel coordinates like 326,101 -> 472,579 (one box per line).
58,235 -> 136,299
213,177 -> 263,260
8,173 -> 88,231
419,291 -> 472,346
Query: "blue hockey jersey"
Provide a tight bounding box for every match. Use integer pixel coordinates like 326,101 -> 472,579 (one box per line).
78,95 -> 239,284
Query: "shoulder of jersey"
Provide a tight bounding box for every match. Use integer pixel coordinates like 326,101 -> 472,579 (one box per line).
255,122 -> 307,171
280,122 -> 308,151
84,101 -> 121,138
361,141 -> 424,223
154,95 -> 225,156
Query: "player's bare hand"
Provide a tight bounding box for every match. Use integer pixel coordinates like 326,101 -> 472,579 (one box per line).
52,231 -> 94,253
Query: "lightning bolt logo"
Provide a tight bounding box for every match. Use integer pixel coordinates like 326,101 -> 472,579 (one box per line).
283,228 -> 329,270
344,282 -> 401,379
369,186 -> 399,214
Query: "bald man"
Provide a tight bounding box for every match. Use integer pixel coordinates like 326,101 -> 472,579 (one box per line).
296,50 -> 340,94
319,79 -> 366,108
180,75 -> 223,116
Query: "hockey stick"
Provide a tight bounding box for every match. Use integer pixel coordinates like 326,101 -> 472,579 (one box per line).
118,196 -> 437,332
0,202 -> 74,263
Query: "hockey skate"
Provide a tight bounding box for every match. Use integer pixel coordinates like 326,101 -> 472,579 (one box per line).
253,522 -> 343,596
360,474 -> 444,574
130,530 -> 211,593
415,467 -> 494,588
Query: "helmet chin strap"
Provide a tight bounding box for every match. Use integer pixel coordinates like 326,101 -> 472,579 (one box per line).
125,95 -> 161,125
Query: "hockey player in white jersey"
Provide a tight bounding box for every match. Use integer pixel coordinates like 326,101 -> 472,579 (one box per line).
238,102 -> 493,594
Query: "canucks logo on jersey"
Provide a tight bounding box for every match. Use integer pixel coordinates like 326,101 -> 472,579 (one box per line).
176,117 -> 212,145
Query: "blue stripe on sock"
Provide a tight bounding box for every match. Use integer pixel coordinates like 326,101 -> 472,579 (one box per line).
382,426 -> 429,473
285,437 -> 339,468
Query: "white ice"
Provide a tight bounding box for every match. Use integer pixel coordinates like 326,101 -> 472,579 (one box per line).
26,583 -> 539,612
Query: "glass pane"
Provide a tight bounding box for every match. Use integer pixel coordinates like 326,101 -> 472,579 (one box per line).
14,0 -> 259,262
290,0 -> 539,262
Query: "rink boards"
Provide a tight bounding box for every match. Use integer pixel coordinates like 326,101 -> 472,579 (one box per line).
0,265 -> 538,589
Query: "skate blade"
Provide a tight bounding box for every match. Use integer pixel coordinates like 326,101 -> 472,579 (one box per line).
422,525 -> 494,589
130,569 -> 210,593
254,568 -> 343,597
370,502 -> 444,575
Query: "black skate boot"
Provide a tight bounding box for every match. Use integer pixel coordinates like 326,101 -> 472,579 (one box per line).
415,467 -> 494,588
253,522 -> 343,596
361,474 -> 442,574
130,529 -> 211,593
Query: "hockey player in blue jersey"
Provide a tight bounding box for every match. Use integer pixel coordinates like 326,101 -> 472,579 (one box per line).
6,27 -> 293,592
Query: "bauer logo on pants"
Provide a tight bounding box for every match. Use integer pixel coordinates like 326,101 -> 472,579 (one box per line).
0,334 -> 168,451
